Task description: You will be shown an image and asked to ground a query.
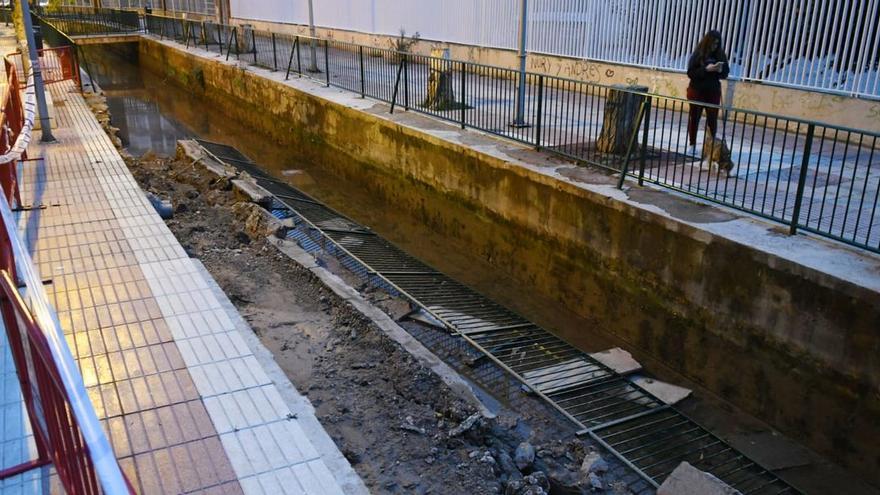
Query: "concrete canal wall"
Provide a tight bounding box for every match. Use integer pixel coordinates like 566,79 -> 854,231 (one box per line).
138,37 -> 880,483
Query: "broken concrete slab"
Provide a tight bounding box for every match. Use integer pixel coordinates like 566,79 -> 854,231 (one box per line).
232,178 -> 274,206
177,139 -> 237,178
589,347 -> 642,375
630,376 -> 692,405
657,462 -> 741,495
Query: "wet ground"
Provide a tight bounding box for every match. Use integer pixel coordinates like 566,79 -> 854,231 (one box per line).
79,41 -> 879,495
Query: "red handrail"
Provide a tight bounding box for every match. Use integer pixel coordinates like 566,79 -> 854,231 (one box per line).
0,270 -> 99,490
0,49 -> 134,493
0,58 -> 24,211
7,45 -> 81,88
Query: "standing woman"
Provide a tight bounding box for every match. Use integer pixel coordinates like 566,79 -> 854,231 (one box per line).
687,30 -> 729,152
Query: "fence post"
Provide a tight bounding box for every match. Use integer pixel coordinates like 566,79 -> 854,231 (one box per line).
638,96 -> 651,186
272,32 -> 278,70
296,36 -> 302,75
286,37 -> 300,79
359,45 -> 365,97
217,24 -> 223,53
226,27 -> 236,61
390,58 -> 405,114
617,99 -> 648,189
460,61 -> 466,129
324,39 -> 330,86
203,22 -> 209,51
535,75 -> 544,149
403,54 -> 409,110
790,123 -> 815,235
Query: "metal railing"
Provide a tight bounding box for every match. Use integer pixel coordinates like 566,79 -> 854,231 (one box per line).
0,51 -> 133,494
226,0 -> 880,99
7,45 -> 81,90
35,6 -> 140,36
39,10 -> 880,254
140,13 -> 880,255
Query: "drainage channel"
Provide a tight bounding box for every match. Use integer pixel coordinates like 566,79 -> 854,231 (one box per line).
197,139 -> 799,495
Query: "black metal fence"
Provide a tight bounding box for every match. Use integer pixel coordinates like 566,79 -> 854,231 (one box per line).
39,9 -> 880,255
34,6 -> 139,36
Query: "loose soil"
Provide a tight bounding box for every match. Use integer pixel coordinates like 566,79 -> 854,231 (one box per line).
120,151 -> 634,495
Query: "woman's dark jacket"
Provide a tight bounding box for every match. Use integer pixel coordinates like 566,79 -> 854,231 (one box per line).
687,52 -> 730,93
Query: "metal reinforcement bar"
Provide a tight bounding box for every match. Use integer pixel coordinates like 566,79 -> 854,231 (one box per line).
197,139 -> 800,495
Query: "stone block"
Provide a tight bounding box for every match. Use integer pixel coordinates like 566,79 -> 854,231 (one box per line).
657,462 -> 741,495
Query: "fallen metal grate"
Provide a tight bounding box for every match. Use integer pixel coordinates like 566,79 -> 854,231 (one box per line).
196,139 -> 801,494
589,409 -> 798,494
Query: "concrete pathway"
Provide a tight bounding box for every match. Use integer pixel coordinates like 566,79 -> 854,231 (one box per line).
0,25 -> 365,494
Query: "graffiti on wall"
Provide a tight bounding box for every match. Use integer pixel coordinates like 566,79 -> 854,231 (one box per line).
529,56 -> 604,82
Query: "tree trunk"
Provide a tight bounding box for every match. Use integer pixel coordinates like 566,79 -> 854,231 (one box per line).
596,85 -> 648,155
423,48 -> 456,110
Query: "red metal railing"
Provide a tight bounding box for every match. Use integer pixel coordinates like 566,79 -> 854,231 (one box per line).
0,50 -> 134,493
0,270 -> 95,489
0,58 -> 24,211
7,45 -> 81,88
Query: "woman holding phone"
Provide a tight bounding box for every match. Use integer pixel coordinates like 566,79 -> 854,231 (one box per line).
686,30 -> 729,152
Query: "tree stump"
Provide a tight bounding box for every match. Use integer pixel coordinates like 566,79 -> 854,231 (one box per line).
423,48 -> 456,110
596,85 -> 648,156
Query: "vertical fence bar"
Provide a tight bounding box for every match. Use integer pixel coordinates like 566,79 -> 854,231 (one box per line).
272,32 -> 278,70
324,39 -> 330,86
460,61 -> 466,129
790,123 -> 815,234
638,96 -> 652,186
296,36 -> 303,75
535,75 -> 544,149
390,58 -> 405,114
617,99 -> 648,189
286,36 -> 298,80
226,27 -> 235,61
203,22 -> 208,51
359,46 -> 365,97
403,54 -> 409,110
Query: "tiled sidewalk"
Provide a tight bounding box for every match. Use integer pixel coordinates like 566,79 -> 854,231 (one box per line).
2,47 -> 362,493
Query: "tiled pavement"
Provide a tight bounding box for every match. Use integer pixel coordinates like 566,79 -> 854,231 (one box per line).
1,39 -> 361,493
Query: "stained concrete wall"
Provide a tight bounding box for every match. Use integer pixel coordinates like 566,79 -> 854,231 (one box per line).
230,18 -> 880,135
138,37 -> 880,485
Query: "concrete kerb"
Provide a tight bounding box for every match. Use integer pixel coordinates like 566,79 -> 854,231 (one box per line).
194,259 -> 370,495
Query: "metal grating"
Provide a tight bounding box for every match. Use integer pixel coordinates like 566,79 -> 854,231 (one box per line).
196,139 -> 801,494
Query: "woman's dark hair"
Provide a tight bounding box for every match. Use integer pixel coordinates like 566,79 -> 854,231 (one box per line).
694,30 -> 726,62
